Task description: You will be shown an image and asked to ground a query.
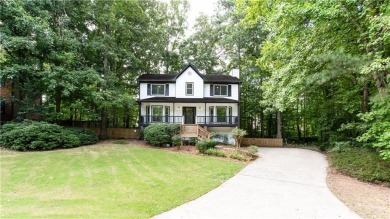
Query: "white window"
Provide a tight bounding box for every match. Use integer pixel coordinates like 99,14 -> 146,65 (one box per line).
214,85 -> 228,96
152,84 -> 165,95
186,82 -> 193,96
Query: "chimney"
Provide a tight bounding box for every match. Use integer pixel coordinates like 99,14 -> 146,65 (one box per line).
230,69 -> 239,78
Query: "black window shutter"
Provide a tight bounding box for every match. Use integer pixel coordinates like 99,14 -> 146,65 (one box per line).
210,84 -> 214,96
165,84 -> 169,96
147,84 -> 151,95
146,106 -> 150,123
228,85 -> 232,96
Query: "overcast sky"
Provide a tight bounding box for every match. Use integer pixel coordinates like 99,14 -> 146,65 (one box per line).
187,0 -> 218,28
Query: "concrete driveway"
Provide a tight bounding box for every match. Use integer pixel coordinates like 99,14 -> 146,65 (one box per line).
155,148 -> 360,219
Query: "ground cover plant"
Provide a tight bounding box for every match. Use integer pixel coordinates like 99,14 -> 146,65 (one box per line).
0,144 -> 244,218
329,147 -> 390,184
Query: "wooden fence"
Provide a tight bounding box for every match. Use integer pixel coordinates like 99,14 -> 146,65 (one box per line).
242,138 -> 283,147
89,128 -> 140,139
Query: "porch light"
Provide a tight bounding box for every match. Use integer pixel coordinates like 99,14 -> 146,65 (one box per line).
198,106 -> 202,110
177,106 -> 181,110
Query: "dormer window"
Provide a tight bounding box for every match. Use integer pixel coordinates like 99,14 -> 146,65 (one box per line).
214,85 -> 228,96
186,82 -> 193,96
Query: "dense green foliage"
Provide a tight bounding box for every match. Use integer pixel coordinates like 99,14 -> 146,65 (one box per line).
68,128 -> 99,145
0,121 -> 97,151
0,144 -> 244,218
329,148 -> 390,183
0,0 -> 189,138
143,123 -> 180,146
196,139 -> 217,153
234,0 -> 389,159
1,0 -> 388,159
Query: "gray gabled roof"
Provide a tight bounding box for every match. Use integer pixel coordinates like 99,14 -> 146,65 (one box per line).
137,64 -> 241,84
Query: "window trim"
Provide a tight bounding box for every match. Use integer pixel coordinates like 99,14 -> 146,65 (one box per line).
214,84 -> 228,96
151,84 -> 165,96
185,82 -> 194,96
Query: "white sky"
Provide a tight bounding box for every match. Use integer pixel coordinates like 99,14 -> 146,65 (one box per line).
187,0 -> 218,29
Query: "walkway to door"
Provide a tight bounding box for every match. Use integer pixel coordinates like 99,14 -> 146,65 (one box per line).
154,148 -> 360,219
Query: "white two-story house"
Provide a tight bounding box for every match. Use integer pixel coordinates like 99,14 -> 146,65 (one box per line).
137,64 -> 241,133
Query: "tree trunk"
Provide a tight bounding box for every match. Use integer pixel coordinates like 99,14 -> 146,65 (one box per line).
11,80 -> 20,120
296,99 -> 301,142
277,111 -> 282,139
259,111 -> 263,137
100,109 -> 108,139
55,89 -> 61,113
100,23 -> 110,139
361,83 -> 369,113
267,114 -> 272,137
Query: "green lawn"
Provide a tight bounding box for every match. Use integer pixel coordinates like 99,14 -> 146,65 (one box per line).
0,144 -> 245,218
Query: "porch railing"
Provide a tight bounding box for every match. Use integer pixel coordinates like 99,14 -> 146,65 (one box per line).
141,115 -> 239,125
196,116 -> 238,125
141,115 -> 183,124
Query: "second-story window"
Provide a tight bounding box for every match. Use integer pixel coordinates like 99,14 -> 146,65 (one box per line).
214,85 -> 228,96
186,82 -> 193,96
152,84 -> 165,96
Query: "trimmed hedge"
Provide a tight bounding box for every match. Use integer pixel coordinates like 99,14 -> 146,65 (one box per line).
143,123 -> 180,146
0,120 -> 98,151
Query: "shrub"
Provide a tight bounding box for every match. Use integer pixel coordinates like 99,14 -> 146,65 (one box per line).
113,140 -> 128,144
189,137 -> 197,145
231,128 -> 247,149
196,139 -> 217,153
205,148 -> 226,157
172,135 -> 182,146
0,120 -> 81,151
143,123 -> 179,146
68,128 -> 98,145
166,124 -> 180,138
229,150 -> 248,161
247,145 -> 258,155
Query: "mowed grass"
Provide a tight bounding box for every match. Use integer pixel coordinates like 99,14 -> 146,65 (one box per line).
0,144 -> 245,218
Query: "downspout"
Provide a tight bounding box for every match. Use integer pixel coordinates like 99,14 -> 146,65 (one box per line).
173,102 -> 175,123
138,82 -> 141,128
238,82 -> 241,128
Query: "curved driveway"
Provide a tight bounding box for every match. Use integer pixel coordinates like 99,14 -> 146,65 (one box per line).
155,148 -> 360,219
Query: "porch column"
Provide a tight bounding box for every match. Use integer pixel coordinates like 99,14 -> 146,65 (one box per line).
204,102 -> 206,125
138,101 -> 141,127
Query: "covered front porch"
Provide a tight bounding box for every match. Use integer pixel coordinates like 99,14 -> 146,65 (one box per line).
139,98 -> 239,127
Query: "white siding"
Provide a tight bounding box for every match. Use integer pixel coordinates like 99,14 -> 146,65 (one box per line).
175,68 -> 204,98
139,83 -> 175,100
140,102 -> 239,125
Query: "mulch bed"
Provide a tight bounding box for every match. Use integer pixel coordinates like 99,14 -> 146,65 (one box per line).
106,139 -> 257,162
